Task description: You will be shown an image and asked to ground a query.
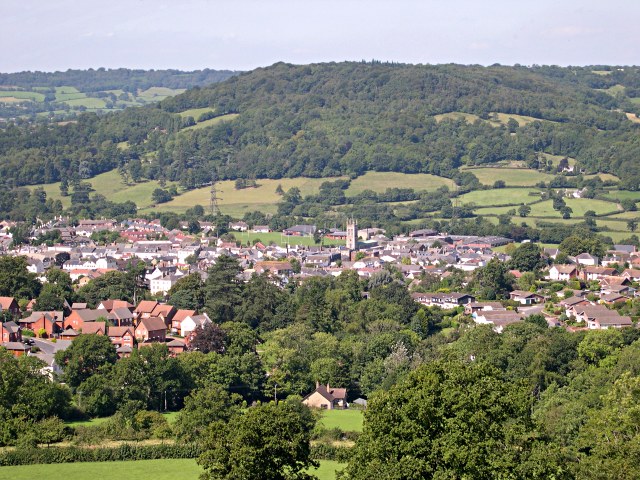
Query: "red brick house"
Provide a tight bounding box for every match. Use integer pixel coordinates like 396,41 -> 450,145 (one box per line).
108,307 -> 135,326
1,342 -> 30,357
134,300 -> 159,320
1,321 -> 21,343
97,299 -> 135,313
135,317 -> 167,343
19,311 -> 64,338
167,338 -> 187,356
64,308 -> 109,331
150,304 -> 177,328
108,326 -> 135,348
81,322 -> 106,335
0,297 -> 20,318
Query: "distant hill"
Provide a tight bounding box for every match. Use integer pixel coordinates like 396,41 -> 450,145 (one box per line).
1,62 -> 640,190
0,68 -> 239,121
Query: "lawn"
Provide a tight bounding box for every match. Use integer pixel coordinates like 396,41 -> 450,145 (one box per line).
320,409 -> 364,432
232,231 -> 344,247
0,459 -> 345,480
462,168 -> 555,187
459,188 -> 541,207
564,198 -> 619,216
345,172 -> 454,196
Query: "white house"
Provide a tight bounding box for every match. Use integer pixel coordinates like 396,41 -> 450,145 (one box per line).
180,313 -> 212,337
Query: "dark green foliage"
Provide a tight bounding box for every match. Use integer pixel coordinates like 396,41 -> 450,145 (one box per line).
510,242 -> 546,272
0,256 -> 41,300
55,334 -> 118,388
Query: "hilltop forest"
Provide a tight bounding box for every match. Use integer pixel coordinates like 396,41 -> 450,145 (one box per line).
1,62 -> 640,190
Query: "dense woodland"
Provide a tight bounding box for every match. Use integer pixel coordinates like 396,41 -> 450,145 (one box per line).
1,62 -> 640,192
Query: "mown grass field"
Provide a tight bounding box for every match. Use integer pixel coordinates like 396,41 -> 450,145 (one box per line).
459,188 -> 541,206
345,172 -> 455,196
178,107 -> 215,118
603,190 -> 640,202
462,168 -> 556,187
0,459 -> 346,480
232,231 -> 345,247
320,409 -> 364,432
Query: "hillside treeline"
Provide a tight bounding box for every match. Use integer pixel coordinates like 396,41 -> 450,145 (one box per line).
1,62 -> 640,189
0,68 -> 238,92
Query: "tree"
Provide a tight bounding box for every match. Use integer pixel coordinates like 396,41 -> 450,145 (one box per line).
198,399 -> 318,480
341,361 -> 559,480
628,220 -> 638,232
77,270 -> 139,306
168,273 -> 205,310
189,323 -> 226,354
0,256 -> 41,300
509,242 -> 545,272
518,204 -> 531,217
174,384 -> 242,443
55,334 -> 118,388
472,257 -> 514,299
204,255 -> 244,323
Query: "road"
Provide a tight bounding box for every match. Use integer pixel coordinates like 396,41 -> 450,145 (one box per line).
32,338 -> 72,355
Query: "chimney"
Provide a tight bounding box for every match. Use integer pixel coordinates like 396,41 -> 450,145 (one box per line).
316,380 -> 319,389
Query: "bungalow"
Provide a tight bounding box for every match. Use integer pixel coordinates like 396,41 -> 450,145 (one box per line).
229,221 -> 249,232
252,225 -> 271,233
302,382 -> 348,410
135,317 -> 167,343
474,311 -> 523,333
411,292 -> 475,309
254,261 -> 293,276
548,265 -> 578,281
509,290 -> 545,305
464,301 -> 505,316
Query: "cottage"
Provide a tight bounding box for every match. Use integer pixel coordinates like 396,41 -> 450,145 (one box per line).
302,382 -> 348,410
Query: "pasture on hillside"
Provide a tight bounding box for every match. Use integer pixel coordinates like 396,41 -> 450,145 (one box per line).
0,459 -> 346,480
181,113 -> 240,131
462,168 -> 556,187
345,172 -> 455,196
459,188 -> 541,207
0,90 -> 45,102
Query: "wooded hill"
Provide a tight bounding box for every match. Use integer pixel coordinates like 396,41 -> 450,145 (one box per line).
1,62 -> 640,190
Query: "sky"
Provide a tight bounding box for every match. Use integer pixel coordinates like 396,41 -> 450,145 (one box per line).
1,0 -> 638,73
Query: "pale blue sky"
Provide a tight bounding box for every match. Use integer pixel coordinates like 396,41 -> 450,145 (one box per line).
1,0 -> 638,72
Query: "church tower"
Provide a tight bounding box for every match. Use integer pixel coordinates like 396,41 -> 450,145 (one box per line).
346,218 -> 358,250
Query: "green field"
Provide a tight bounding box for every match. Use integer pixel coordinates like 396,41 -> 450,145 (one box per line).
462,168 -> 555,187
564,198 -> 619,216
32,169 -> 179,210
178,107 -> 215,119
320,409 -> 364,432
0,459 -> 345,480
144,176 -> 344,216
181,113 -> 240,131
138,87 -> 186,102
345,172 -> 455,196
602,190 -> 640,202
0,90 -> 45,102
459,188 -> 541,206
233,231 -> 345,247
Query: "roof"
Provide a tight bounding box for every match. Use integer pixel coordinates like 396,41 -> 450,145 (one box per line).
135,300 -> 159,314
81,322 -> 106,335
100,299 -> 134,311
304,383 -> 347,402
1,342 -> 29,351
173,309 -> 196,322
70,309 -> 109,322
137,317 -> 167,332
71,302 -> 88,309
108,326 -> 134,337
1,321 -> 20,334
0,297 -> 17,310
109,307 -> 134,319
151,304 -> 176,317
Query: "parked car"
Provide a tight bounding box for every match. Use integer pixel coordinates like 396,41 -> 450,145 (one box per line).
23,338 -> 34,346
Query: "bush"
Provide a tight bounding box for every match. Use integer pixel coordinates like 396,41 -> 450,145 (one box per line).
0,443 -> 201,466
311,444 -> 353,462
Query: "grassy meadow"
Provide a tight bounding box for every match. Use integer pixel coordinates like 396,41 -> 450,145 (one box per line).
462,168 -> 556,187
181,113 -> 240,131
319,409 -> 364,432
345,171 -> 455,196
0,459 -> 346,480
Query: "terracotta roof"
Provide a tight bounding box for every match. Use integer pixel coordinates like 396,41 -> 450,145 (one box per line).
135,300 -> 159,314
108,326 -> 134,337
173,309 -> 196,322
0,297 -> 17,310
81,322 -> 105,335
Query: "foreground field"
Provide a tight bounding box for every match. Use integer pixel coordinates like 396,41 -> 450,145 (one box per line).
0,458 -> 346,480
320,409 -> 364,432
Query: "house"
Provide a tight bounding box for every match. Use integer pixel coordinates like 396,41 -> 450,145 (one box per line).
97,299 -> 135,313
80,322 -> 106,336
254,261 -> 293,277
464,301 -> 505,316
473,311 -> 523,333
229,221 -> 249,232
108,326 -> 135,351
171,309 -> 196,332
622,269 -> 640,282
581,266 -> 616,282
411,292 -> 475,309
19,311 -> 64,337
134,300 -> 159,319
1,321 -> 21,343
1,342 -> 30,357
180,313 -> 212,338
572,305 -> 632,329
548,265 -> 578,281
509,290 -> 545,305
560,296 -> 592,318
64,308 -> 109,331
0,297 -> 20,318
574,253 -> 599,266
283,225 -> 316,237
167,338 -> 187,355
135,317 -> 167,342
302,382 -> 348,410
150,304 -> 177,328
108,307 -> 135,326
150,273 -> 183,295
252,225 -> 271,233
